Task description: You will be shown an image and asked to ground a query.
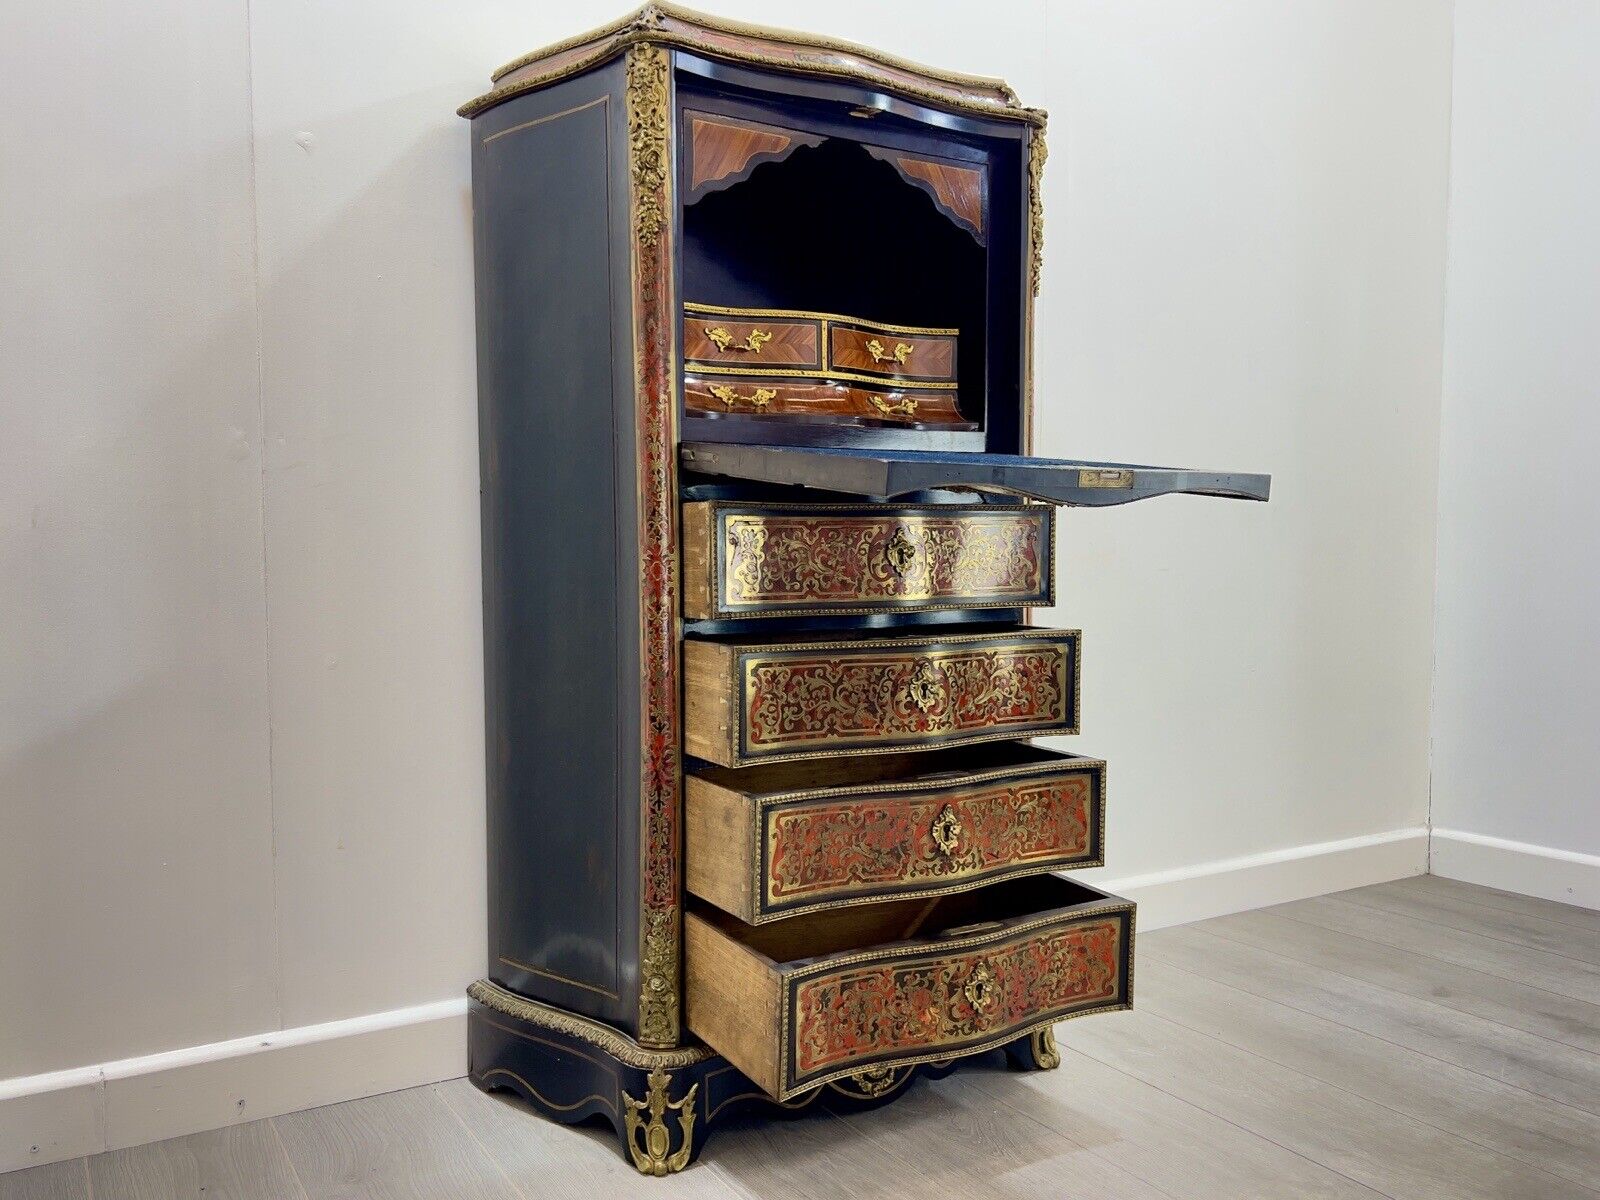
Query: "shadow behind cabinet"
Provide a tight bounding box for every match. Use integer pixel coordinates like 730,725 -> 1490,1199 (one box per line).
459,4 -> 1268,1175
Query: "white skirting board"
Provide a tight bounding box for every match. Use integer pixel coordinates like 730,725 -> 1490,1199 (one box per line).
1094,826 -> 1430,930
1430,828 -> 1600,911
0,999 -> 466,1174
0,826 -> 1430,1174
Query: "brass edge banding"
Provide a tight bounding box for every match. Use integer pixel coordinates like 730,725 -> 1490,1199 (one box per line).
754,858 -> 1106,925
685,363 -> 959,388
708,503 -> 1051,617
496,955 -> 621,999
480,95 -> 609,145
475,1066 -> 618,1115
469,981 -> 711,1068
492,3 -> 1018,95
467,4 -> 1044,125
727,628 -> 1080,656
747,759 -> 1105,921
687,300 -> 958,335
734,722 -> 1080,767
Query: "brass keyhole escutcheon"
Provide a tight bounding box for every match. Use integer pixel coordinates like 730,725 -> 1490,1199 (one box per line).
897,658 -> 944,714
931,804 -> 962,856
963,960 -> 999,1014
884,526 -> 918,577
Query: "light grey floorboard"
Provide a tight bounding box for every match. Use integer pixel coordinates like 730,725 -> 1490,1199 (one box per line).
1281,892 -> 1600,1006
967,1036 -> 1388,1199
1133,952 -> 1600,1191
1067,1006 -> 1600,1200
1400,874 -> 1600,933
1144,922 -> 1600,1117
0,1162 -> 88,1200
84,1122 -> 306,1200
271,1085 -> 513,1200
1205,906 -> 1600,1053
434,1077 -> 739,1200
702,1104 -> 933,1200
11,879 -> 1600,1198
1340,879 -> 1600,965
840,1068 -> 1170,1200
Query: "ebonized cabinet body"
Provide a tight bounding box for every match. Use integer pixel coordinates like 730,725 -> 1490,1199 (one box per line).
460,4 -> 1268,1174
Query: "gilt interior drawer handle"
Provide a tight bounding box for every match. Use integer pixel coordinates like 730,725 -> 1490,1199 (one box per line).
866,338 -> 914,365
708,384 -> 777,411
704,325 -> 773,353
868,394 -> 919,418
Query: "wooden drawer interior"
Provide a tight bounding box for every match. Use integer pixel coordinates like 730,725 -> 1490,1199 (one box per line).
685,874 -> 1134,1099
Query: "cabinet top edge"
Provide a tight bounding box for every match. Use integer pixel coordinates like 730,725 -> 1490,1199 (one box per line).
458,2 -> 1046,126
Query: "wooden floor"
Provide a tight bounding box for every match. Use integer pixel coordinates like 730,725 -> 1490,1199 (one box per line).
7,875 -> 1599,1200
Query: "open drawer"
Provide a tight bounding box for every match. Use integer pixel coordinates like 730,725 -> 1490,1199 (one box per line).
685,874 -> 1134,1099
687,743 -> 1104,923
681,443 -> 1271,506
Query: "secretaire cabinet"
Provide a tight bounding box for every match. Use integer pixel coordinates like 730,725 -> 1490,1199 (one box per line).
458,3 -> 1268,1174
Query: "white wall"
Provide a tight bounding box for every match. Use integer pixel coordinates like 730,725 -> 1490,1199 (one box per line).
1,0 -> 1452,1168
1431,0 -> 1600,907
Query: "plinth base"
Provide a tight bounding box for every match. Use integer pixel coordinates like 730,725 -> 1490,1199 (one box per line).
466,980 -> 1061,1175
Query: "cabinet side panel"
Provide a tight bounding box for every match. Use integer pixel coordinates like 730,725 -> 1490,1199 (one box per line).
474,72 -> 631,1027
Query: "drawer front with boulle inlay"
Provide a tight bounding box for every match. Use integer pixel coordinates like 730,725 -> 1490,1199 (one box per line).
687,745 -> 1104,923
683,629 -> 1080,767
685,874 -> 1134,1099
681,502 -> 1053,620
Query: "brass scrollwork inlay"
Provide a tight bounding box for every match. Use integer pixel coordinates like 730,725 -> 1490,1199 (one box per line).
963,960 -> 999,1015
709,384 -> 777,410
866,338 -> 914,365
623,1066 -> 699,1175
704,325 -> 773,353
931,804 -> 962,856
868,394 -> 919,418
883,525 -> 918,577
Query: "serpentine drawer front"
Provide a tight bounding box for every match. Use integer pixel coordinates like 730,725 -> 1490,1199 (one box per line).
681,501 -> 1054,619
682,628 -> 1081,767
686,744 -> 1105,923
684,874 -> 1134,1099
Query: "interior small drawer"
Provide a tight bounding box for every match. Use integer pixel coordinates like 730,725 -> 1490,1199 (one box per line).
827,319 -> 957,383
682,501 -> 1054,620
684,309 -> 821,368
683,628 -> 1080,767
685,874 -> 1134,1099
682,375 -> 966,425
687,744 -> 1104,923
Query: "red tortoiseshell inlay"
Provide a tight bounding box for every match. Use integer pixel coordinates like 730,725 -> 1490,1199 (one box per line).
743,643 -> 1071,754
793,918 -> 1122,1078
766,775 -> 1092,905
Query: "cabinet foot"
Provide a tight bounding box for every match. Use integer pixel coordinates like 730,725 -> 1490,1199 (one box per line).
1003,1024 -> 1062,1071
